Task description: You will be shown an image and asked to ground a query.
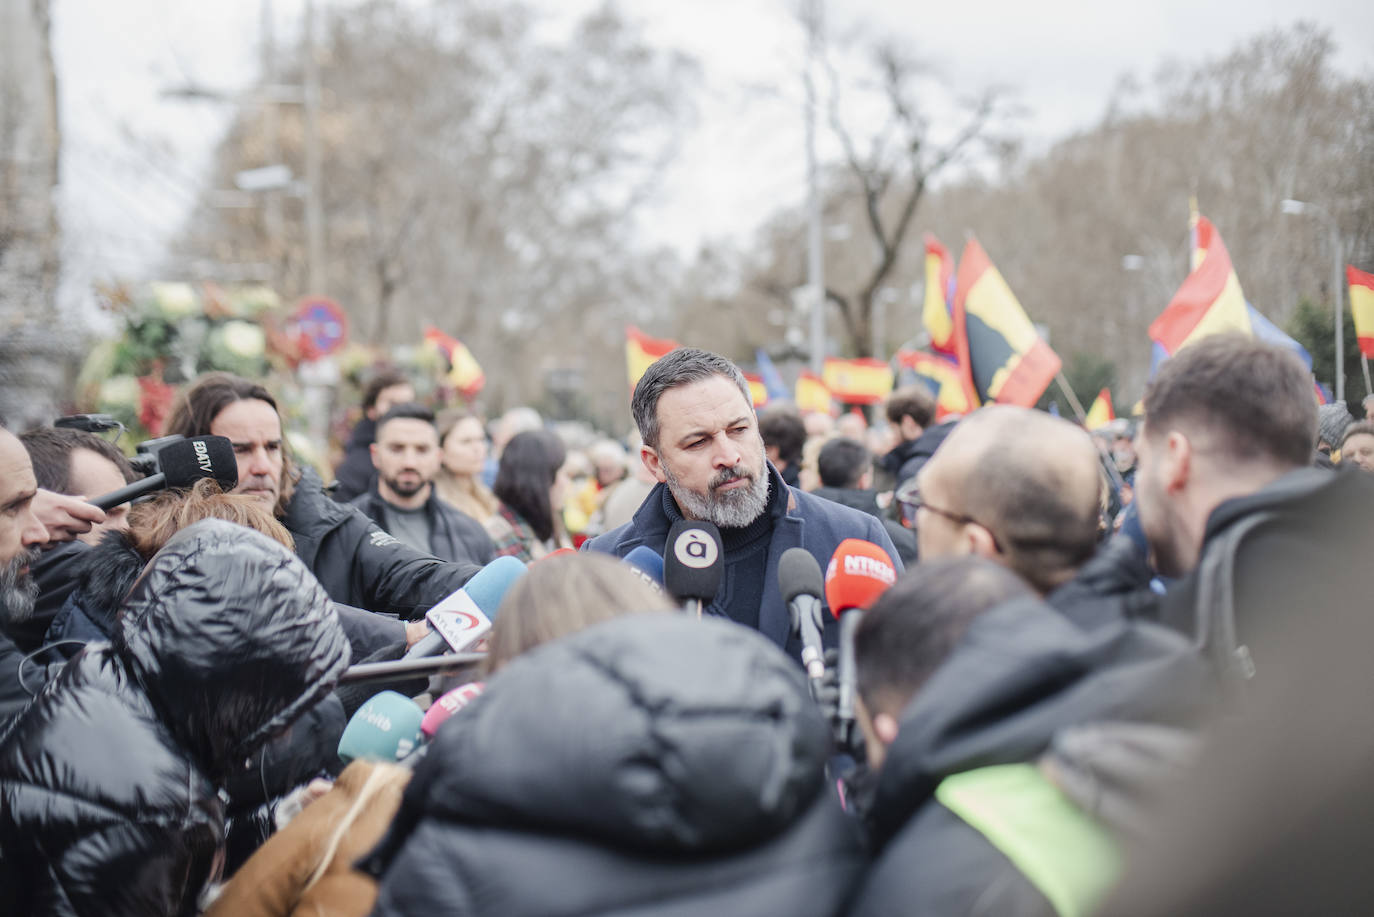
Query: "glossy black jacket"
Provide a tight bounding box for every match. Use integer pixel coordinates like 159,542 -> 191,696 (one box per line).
0,520 -> 351,917
367,614 -> 867,917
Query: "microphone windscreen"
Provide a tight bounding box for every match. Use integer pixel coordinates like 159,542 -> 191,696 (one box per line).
663,519 -> 724,602
779,547 -> 825,604
337,690 -> 425,764
623,546 -> 665,586
825,538 -> 897,616
156,435 -> 239,490
461,555 -> 527,619
420,681 -> 485,738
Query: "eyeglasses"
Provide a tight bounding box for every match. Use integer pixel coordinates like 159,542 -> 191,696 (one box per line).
894,482 -> 1002,551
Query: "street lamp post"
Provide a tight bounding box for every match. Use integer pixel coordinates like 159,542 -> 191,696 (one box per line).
1282,198 -> 1344,403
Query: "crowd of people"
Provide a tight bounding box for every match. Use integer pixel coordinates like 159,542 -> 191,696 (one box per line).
0,331 -> 1371,915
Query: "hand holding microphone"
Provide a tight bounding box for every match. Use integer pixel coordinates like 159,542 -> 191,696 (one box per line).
88,435 -> 239,510
404,555 -> 527,659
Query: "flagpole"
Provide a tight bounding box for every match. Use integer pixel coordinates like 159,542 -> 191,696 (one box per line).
1054,372 -> 1088,422
1362,355 -> 1372,397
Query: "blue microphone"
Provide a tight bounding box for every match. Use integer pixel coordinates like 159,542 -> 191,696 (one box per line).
623,545 -> 664,590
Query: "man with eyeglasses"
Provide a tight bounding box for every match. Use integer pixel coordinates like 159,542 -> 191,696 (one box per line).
897,405 -> 1103,598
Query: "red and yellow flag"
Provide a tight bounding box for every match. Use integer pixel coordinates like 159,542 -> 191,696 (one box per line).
1149,214 -> 1252,356
1348,265 -> 1374,359
1084,388 -> 1115,431
923,234 -> 957,355
743,373 -> 770,408
423,327 -> 485,398
823,357 -> 894,406
953,238 -> 1061,407
795,370 -> 832,415
626,326 -> 678,392
895,349 -> 977,420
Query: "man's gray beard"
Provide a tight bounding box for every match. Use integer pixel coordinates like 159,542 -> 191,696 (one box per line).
664,458 -> 770,529
0,548 -> 40,624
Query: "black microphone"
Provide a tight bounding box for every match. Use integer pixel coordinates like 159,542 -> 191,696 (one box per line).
89,436 -> 238,510
779,547 -> 827,686
663,519 -> 723,619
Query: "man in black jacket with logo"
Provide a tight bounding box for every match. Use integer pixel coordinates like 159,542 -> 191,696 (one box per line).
166,373 -> 479,625
350,403 -> 495,566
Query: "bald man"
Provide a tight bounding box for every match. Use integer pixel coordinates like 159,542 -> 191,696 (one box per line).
905,406 -> 1104,595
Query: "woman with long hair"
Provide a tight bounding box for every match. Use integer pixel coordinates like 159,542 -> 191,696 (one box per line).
486,429 -> 572,562
433,411 -> 499,523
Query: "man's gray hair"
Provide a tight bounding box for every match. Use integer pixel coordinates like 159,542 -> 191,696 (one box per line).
631,348 -> 752,448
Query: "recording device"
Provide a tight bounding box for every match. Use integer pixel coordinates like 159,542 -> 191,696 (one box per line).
403,555 -> 527,659
420,681 -> 485,738
779,547 -> 827,687
337,690 -> 426,764
54,414 -> 123,434
825,539 -> 898,732
623,546 -> 665,591
663,519 -> 723,618
88,435 -> 238,510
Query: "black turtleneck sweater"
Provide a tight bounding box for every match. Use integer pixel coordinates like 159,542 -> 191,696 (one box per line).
661,475 -> 785,632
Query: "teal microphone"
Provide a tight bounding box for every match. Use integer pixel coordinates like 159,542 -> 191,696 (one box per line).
337,690 -> 425,764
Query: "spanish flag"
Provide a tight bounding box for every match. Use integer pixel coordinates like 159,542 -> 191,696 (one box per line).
1148,214 -> 1252,357
953,238 -> 1061,407
744,373 -> 770,408
423,327 -> 485,398
1084,388 -> 1115,431
923,234 -> 957,355
1348,265 -> 1374,358
895,349 -> 977,420
795,370 -> 832,415
626,326 -> 678,393
823,357 -> 894,406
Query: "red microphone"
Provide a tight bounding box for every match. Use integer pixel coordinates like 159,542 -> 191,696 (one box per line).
824,538 -> 898,616
824,539 -> 897,737
420,681 -> 486,739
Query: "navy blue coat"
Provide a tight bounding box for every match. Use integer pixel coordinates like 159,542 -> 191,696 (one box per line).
584,464 -> 903,656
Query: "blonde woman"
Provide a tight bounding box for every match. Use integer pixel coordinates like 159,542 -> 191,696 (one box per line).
433,411 -> 499,523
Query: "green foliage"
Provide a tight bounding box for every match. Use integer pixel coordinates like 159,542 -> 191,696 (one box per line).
1285,297 -> 1366,413
1038,352 -> 1117,420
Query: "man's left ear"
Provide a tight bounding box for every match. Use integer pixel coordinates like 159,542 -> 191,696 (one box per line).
966,522 -> 1000,558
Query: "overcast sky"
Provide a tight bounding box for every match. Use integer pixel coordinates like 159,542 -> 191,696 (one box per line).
51,0 -> 1373,314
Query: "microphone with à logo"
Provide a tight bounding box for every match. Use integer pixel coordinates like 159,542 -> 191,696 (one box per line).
663,520 -> 723,619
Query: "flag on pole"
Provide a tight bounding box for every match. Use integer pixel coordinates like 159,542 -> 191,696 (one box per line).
1148,215 -> 1252,356
953,238 -> 1061,407
626,326 -> 678,392
743,373 -> 770,408
423,327 -> 485,398
895,349 -> 977,420
1348,265 -> 1374,358
795,370 -> 832,414
923,234 -> 957,355
1084,388 -> 1115,430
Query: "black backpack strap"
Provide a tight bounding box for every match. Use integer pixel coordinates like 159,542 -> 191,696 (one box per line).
1192,511 -> 1277,684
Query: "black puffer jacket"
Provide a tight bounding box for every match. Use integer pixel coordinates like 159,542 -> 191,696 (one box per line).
366,614 -> 867,917
848,598 -> 1213,917
0,520 -> 351,917
284,467 -> 480,620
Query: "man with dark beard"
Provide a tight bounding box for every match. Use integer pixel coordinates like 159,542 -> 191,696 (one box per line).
350,404 -> 495,566
0,426 -> 55,723
586,348 -> 900,657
